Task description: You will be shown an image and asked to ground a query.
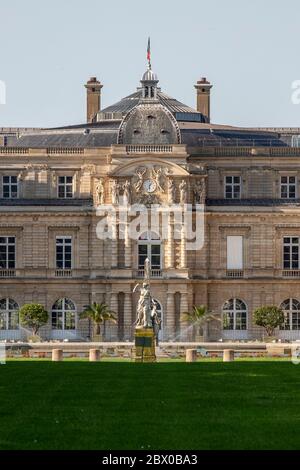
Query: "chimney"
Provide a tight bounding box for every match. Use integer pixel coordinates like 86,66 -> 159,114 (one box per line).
194,77 -> 213,123
85,77 -> 103,123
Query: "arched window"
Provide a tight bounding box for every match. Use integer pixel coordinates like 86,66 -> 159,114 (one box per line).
138,231 -> 161,272
52,298 -> 76,331
280,299 -> 300,330
223,299 -> 247,331
0,298 -> 19,330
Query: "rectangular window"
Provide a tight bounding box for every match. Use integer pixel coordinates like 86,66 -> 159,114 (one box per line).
283,237 -> 299,269
56,237 -> 72,269
281,176 -> 296,199
0,237 -> 16,269
58,176 -> 73,199
227,236 -> 243,269
2,176 -> 18,199
225,176 -> 241,199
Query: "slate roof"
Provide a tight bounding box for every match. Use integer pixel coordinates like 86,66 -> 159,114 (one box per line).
99,89 -> 205,119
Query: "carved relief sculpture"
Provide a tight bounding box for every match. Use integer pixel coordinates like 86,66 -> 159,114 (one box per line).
134,167 -> 147,193
151,166 -> 165,193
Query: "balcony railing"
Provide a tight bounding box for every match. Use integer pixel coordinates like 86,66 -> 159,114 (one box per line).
282,270 -> 300,278
226,270 -> 244,279
55,269 -> 73,278
136,269 -> 162,279
126,145 -> 173,154
0,269 -> 16,278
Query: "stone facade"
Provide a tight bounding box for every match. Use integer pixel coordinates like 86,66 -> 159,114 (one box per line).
2,66 -> 300,343
0,143 -> 300,342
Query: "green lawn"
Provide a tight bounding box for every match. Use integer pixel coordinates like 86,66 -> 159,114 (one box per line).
0,361 -> 300,450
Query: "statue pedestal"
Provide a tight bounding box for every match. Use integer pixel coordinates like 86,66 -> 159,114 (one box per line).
134,328 -> 156,363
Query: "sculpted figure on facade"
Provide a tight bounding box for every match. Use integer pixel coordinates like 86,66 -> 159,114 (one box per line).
151,166 -> 165,193
123,180 -> 131,204
134,167 -> 147,193
111,179 -> 120,205
194,178 -> 206,204
95,178 -> 104,206
179,179 -> 187,204
167,178 -> 176,204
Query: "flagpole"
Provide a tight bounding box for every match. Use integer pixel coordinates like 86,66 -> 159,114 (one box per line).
147,37 -> 151,69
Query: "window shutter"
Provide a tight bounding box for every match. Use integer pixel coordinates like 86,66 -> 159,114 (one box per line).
227,236 -> 243,269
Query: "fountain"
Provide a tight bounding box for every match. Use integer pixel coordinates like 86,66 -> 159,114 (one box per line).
133,258 -> 157,362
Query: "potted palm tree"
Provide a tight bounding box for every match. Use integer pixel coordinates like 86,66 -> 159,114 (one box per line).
80,302 -> 117,342
181,305 -> 221,342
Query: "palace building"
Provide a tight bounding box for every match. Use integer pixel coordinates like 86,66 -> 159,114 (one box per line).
1,61 -> 300,343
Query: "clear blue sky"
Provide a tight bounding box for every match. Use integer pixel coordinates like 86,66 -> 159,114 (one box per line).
0,0 -> 300,128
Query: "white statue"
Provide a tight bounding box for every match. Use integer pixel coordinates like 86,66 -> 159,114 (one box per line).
152,166 -> 165,193
134,167 -> 147,193
133,258 -> 152,329
194,178 -> 206,204
123,180 -> 131,204
95,178 -> 104,206
179,180 -> 187,204
111,180 -> 120,205
134,282 -> 152,329
167,178 -> 176,204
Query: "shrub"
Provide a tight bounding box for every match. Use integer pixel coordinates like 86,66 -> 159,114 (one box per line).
253,305 -> 284,337
19,304 -> 49,336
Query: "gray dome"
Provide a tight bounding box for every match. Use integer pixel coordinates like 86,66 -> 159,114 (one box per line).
118,102 -> 181,145
141,68 -> 158,82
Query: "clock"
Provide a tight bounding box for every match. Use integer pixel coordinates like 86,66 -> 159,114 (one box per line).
143,179 -> 157,193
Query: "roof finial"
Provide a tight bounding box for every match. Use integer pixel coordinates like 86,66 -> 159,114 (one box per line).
147,37 -> 151,69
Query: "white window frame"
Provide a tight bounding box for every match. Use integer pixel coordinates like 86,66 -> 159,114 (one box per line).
223,298 -> 248,331
224,175 -> 241,199
2,175 -> 19,199
56,236 -> 72,269
283,236 -> 300,270
280,176 -> 296,199
138,231 -> 162,270
280,299 -> 300,331
0,298 -> 19,331
0,236 -> 16,269
57,176 -> 74,199
51,298 -> 77,331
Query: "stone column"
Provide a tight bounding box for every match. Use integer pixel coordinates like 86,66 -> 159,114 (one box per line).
166,215 -> 174,269
180,225 -> 187,269
180,292 -> 189,341
111,222 -> 118,268
124,223 -> 132,268
109,292 -> 119,341
124,293 -> 133,340
165,292 -> 175,341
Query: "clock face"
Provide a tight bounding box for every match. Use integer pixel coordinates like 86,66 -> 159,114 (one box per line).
143,179 -> 157,193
